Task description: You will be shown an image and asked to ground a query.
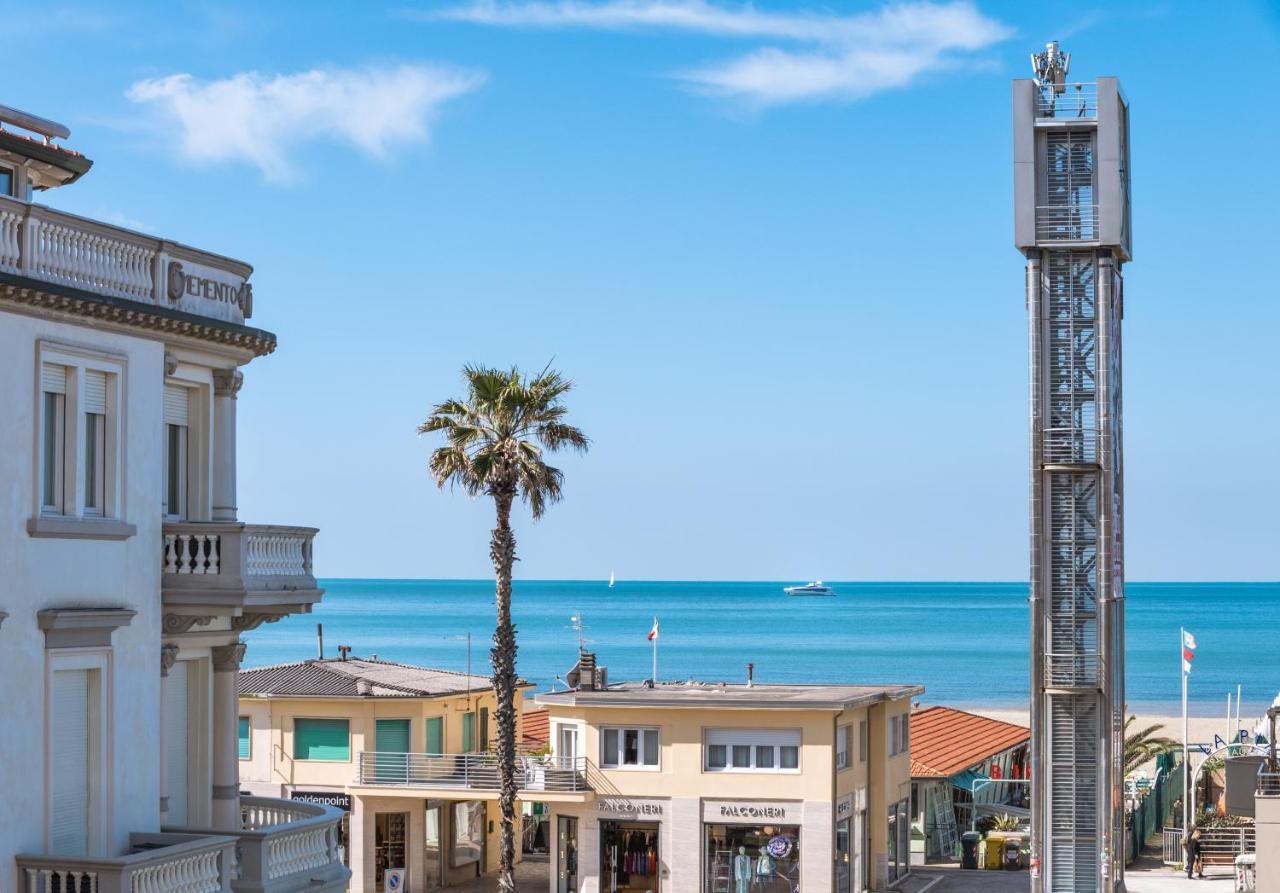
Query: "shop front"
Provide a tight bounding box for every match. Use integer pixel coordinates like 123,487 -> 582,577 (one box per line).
702,801 -> 803,893
353,793 -> 495,892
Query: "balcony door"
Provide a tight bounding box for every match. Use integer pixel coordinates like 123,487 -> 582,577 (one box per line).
375,719 -> 411,782
557,724 -> 579,770
424,801 -> 444,890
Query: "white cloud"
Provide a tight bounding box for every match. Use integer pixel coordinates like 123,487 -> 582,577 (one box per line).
127,65 -> 484,181
422,0 -> 1012,106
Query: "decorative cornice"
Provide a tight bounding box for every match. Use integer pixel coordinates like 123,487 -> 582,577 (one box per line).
164,352 -> 179,376
38,607 -> 136,649
162,613 -> 216,635
211,642 -> 247,673
212,368 -> 245,398
0,274 -> 276,357
160,643 -> 179,677
231,612 -> 282,632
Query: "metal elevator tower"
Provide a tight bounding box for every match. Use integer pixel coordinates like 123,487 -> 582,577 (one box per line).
1015,43 -> 1132,893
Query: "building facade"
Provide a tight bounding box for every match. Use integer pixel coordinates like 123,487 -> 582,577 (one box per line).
0,103 -> 347,893
538,655 -> 921,893
239,656 -> 533,892
1014,43 -> 1132,893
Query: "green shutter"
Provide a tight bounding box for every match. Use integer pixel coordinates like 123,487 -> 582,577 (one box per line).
376,719 -> 411,753
462,712 -> 475,753
238,716 -> 251,759
294,718 -> 350,761
480,707 -> 489,751
426,716 -> 444,754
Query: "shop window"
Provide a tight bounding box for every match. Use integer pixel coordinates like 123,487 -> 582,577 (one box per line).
375,812 -> 407,892
602,820 -> 658,892
836,817 -> 853,893
451,801 -> 485,868
294,718 -> 350,761
601,727 -> 659,769
705,729 -> 800,773
705,823 -> 800,893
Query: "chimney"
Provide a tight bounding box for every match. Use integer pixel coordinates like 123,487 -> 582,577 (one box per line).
317,623 -> 324,659
747,663 -> 754,688
356,679 -> 373,696
578,651 -> 597,691
337,645 -> 352,661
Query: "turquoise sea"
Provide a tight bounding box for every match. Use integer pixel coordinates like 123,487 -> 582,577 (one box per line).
242,580 -> 1280,718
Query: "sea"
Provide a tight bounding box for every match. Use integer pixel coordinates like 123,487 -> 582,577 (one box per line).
242,580 -> 1280,719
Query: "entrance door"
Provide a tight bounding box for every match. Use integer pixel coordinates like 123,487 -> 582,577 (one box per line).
859,808 -> 870,893
600,821 -> 659,893
375,812 -> 408,892
424,801 -> 443,890
557,816 -> 579,893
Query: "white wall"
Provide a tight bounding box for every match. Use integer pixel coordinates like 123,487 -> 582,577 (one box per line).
0,309 -> 165,863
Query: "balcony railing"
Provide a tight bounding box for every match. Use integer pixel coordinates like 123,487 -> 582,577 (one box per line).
17,832 -> 236,893
356,751 -> 593,793
161,522 -> 319,609
1259,770 -> 1280,796
1036,204 -> 1099,242
0,194 -> 253,326
1036,83 -> 1097,120
165,797 -> 349,893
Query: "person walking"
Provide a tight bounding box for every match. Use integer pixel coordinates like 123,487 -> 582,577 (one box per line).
1183,825 -> 1203,879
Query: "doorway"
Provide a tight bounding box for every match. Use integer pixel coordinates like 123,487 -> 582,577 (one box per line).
424,801 -> 444,890
375,812 -> 408,892
557,816 -> 579,893
558,724 -> 579,770
601,821 -> 659,893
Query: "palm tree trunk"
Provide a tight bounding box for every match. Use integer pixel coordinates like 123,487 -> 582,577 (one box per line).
489,489 -> 519,893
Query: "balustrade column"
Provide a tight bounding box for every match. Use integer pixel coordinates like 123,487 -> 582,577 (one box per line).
211,370 -> 243,522
159,644 -> 178,823
211,642 -> 247,830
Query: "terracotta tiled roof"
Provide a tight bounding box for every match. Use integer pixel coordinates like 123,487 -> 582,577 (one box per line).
522,708 -> 550,747
909,706 -> 1030,778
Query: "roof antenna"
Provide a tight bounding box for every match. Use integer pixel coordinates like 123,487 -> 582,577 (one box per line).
569,611 -> 591,652
337,645 -> 351,661
316,623 -> 324,660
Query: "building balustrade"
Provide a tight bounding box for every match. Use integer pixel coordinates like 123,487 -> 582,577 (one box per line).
0,194 -> 252,327
161,523 -> 320,615
1035,82 -> 1097,120
355,750 -> 593,794
16,832 -> 236,893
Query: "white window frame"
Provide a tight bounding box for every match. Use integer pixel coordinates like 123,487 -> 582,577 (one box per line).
600,726 -> 660,770
162,371 -> 211,521
887,714 -> 909,757
45,649 -> 111,856
836,723 -> 852,771
704,728 -> 801,774
35,343 -> 125,521
40,387 -> 66,513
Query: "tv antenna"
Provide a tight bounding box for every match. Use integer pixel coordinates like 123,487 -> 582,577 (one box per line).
568,612 -> 591,652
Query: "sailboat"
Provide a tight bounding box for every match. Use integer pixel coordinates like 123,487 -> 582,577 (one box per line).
608,571 -> 615,589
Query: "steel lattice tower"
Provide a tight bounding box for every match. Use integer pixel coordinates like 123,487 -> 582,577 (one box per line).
1014,44 -> 1132,893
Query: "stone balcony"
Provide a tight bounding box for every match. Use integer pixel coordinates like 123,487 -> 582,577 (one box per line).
17,831 -> 238,893
161,522 -> 322,626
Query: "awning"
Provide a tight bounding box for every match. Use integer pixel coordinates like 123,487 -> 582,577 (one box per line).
949,770 -> 990,792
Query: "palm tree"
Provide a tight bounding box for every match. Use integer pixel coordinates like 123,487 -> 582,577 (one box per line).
1124,714 -> 1179,776
421,365 -> 588,893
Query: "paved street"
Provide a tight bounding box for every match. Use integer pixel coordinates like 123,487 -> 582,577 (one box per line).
898,854 -> 1238,893
448,855 -> 550,892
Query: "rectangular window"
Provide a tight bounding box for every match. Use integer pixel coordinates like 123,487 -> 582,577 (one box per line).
163,384 -> 190,519
887,715 -> 910,757
837,723 -> 852,770
462,711 -> 475,753
480,706 -> 489,751
293,718 -> 350,761
0,166 -> 13,197
600,727 -> 659,768
859,720 -> 868,763
705,729 -> 801,772
426,716 -> 444,754
41,386 -> 66,511
38,354 -> 122,521
83,388 -> 106,515
376,718 -> 411,753
238,716 -> 251,760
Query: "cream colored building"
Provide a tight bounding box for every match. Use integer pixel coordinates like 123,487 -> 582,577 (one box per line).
539,654 -> 922,893
0,103 -> 346,893
239,656 -> 541,892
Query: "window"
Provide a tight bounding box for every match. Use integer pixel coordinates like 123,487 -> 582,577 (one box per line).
294,718 -> 350,761
601,727 -> 659,769
480,706 -> 490,751
837,723 -> 852,770
859,720 -> 868,763
41,365 -> 66,512
705,729 -> 799,772
887,714 -> 910,757
462,711 -> 476,753
0,166 -> 12,198
36,350 -> 123,523
163,384 -> 190,519
426,716 -> 444,754
238,716 -> 251,760
82,371 -> 106,514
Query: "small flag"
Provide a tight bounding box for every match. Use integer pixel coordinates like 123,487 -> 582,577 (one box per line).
1182,629 -> 1196,675
647,618 -> 659,641
1183,630 -> 1197,650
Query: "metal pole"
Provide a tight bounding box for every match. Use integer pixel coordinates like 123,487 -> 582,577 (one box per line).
1182,627 -> 1189,832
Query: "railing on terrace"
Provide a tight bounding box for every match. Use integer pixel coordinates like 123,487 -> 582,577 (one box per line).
356,751 -> 593,793
1258,770 -> 1280,796
161,523 -> 318,603
17,832 -> 236,893
1163,826 -> 1257,866
165,797 -> 348,893
1036,204 -> 1100,242
0,194 -> 252,325
1036,83 -> 1097,119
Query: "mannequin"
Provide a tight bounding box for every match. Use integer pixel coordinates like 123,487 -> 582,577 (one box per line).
733,846 -> 752,893
754,849 -> 776,888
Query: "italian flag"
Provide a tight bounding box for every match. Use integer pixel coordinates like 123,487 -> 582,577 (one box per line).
1182,629 -> 1196,674
648,618 -> 659,641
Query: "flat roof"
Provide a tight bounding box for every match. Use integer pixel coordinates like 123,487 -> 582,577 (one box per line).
535,680 -> 924,711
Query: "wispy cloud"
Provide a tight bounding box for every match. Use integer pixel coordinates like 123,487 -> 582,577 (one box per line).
417,0 -> 1012,105
127,65 -> 484,181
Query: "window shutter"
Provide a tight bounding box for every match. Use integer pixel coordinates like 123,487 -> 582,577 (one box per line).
426,717 -> 444,755
164,385 -> 190,426
375,719 -> 411,754
239,717 -> 251,760
83,371 -> 107,414
462,713 -> 475,753
42,363 -> 67,395
50,669 -> 90,855
165,661 -> 189,825
294,718 -> 350,760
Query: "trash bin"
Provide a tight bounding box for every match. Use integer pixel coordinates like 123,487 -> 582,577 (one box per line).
961,832 -> 981,870
1235,853 -> 1256,893
985,832 -> 1007,870
1003,835 -> 1024,870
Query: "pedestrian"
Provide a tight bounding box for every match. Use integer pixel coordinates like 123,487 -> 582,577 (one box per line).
1183,825 -> 1202,879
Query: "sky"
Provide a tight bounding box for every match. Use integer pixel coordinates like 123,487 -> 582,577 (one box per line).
8,1 -> 1279,581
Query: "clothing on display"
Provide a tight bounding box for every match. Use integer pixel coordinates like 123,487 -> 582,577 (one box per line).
601,821 -> 660,893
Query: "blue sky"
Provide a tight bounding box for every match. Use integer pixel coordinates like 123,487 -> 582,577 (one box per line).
10,1 -> 1279,581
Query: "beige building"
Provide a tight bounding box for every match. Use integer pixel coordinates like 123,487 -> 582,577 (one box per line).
239,656 -> 538,891
539,654 -> 922,893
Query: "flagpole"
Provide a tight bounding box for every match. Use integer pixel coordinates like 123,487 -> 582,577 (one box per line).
1182,626 -> 1189,833
652,617 -> 658,684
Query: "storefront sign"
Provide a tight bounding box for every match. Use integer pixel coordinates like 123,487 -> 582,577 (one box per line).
290,790 -> 352,812
592,797 -> 665,819
702,800 -> 797,823
836,795 -> 854,821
